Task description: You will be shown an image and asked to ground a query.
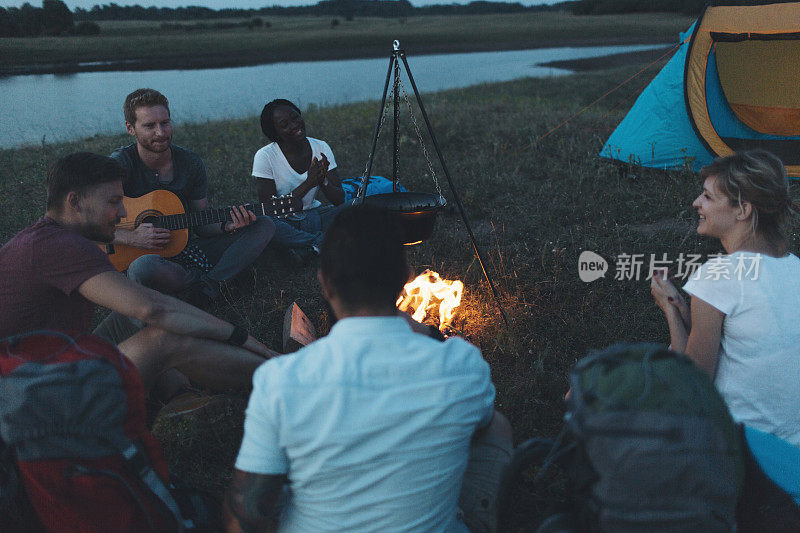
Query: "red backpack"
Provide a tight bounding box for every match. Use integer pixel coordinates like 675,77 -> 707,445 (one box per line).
0,330 -> 195,532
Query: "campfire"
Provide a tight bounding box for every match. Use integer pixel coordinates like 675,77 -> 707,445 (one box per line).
396,270 -> 464,333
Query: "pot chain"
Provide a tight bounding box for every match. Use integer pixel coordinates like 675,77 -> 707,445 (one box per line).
398,76 -> 445,203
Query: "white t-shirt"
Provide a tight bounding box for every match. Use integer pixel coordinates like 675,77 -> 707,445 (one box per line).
683,251 -> 800,446
251,138 -> 337,213
235,316 -> 495,532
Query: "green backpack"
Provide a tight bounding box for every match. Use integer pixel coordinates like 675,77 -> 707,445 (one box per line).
561,343 -> 744,532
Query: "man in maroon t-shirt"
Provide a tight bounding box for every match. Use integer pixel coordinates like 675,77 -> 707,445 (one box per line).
0,152 -> 276,395
0,216 -> 115,336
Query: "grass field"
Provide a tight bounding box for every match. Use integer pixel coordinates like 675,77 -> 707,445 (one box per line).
0,11 -> 692,72
2,54 -> 796,527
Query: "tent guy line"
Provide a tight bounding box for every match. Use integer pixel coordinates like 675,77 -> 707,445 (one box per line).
519,43 -> 681,152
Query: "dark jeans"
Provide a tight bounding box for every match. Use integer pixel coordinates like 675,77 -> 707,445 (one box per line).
126,215 -> 274,297
271,205 -> 343,250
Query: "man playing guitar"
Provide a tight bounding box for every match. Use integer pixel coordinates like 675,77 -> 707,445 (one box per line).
111,88 -> 275,304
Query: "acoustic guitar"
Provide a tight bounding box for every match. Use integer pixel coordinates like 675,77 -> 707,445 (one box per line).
98,189 -> 301,271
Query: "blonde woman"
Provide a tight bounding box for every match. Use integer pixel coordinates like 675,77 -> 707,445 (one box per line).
651,149 -> 799,504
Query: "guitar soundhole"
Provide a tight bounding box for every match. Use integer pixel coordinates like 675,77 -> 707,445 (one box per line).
136,209 -> 163,228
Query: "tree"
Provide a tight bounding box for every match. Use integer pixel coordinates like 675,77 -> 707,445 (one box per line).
571,0 -> 793,16
0,7 -> 22,37
15,3 -> 45,36
42,0 -> 73,35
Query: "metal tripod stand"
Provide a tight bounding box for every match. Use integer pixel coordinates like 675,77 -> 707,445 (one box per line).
356,40 -> 510,328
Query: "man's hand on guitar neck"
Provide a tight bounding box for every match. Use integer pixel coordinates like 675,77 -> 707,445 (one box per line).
191,199 -> 257,237
114,223 -> 171,249
221,205 -> 257,235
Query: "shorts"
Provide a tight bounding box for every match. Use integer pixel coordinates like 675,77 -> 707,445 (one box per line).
458,430 -> 513,533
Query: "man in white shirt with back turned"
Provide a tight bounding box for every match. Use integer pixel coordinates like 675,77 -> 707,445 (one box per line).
224,206 -> 513,533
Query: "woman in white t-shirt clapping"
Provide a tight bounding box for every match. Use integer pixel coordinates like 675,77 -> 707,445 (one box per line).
253,99 -> 345,258
650,150 -> 800,503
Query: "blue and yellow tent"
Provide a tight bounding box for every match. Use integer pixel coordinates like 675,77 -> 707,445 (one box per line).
602,3 -> 800,178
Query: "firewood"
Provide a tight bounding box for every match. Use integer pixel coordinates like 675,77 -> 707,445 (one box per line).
282,301 -> 317,353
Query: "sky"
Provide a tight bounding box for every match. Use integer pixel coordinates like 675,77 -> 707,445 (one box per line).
1,0 -> 563,9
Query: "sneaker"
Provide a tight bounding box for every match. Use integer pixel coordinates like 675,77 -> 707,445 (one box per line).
159,389 -> 224,419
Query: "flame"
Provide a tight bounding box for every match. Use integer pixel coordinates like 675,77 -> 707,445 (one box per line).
396,269 -> 464,331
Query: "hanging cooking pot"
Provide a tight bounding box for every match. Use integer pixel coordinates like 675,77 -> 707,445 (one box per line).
362,192 -> 446,245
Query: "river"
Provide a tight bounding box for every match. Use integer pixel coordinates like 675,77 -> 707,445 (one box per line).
0,44 -> 660,149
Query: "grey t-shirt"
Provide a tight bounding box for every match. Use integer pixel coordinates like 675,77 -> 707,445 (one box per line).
110,143 -> 208,207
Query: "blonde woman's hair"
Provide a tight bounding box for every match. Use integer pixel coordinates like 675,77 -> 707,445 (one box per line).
700,149 -> 796,254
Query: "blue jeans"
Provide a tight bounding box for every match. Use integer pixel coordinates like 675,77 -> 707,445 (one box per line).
127,215 -> 275,297
271,205 -> 343,250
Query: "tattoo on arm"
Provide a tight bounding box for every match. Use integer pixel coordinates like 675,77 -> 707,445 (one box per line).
225,470 -> 287,533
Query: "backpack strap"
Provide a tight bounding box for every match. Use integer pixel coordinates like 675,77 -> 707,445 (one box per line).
121,440 -> 194,532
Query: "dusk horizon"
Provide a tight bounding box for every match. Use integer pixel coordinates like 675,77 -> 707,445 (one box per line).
0,0 -> 564,8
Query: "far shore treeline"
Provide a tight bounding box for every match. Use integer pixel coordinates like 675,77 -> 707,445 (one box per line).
0,1 -> 97,37
575,0 -> 798,15
0,0 -> 576,37
3,0 -> 799,39
72,0 -> 572,20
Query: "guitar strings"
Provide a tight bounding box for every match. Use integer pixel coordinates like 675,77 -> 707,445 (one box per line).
112,196 -> 296,230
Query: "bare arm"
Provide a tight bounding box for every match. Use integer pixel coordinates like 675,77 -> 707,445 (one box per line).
255,155 -> 342,206
651,269 -> 690,327
259,156 -> 330,206
224,469 -> 286,533
683,295 -> 724,377
113,224 -> 171,249
662,305 -> 690,353
319,168 -> 344,206
256,179 -> 278,204
472,410 -> 513,442
651,270 -> 692,350
651,270 -> 723,376
78,271 -> 273,357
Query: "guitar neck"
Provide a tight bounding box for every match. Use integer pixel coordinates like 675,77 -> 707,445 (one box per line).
159,202 -> 288,231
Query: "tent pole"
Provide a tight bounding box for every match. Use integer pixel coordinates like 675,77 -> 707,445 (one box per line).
398,50 -> 510,328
